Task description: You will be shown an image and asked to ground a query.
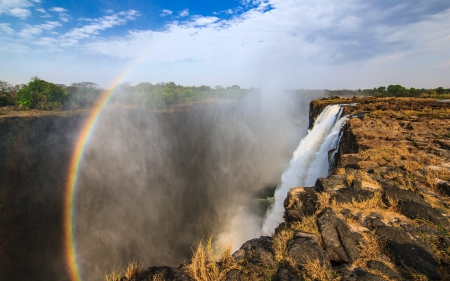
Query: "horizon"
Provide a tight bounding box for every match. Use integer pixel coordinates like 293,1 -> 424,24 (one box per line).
1,0 -> 450,89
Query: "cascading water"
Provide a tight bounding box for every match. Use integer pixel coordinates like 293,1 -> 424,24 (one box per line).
262,104 -> 347,234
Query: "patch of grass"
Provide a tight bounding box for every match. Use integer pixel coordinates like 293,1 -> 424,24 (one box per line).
105,269 -> 121,281
294,256 -> 337,281
316,192 -> 331,212
353,232 -> 385,267
185,238 -> 238,281
273,227 -> 295,263
124,260 -> 142,280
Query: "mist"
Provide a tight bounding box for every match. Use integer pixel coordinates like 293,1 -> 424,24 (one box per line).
72,88 -> 324,279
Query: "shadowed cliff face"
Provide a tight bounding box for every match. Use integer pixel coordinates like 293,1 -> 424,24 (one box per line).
0,90 -> 323,280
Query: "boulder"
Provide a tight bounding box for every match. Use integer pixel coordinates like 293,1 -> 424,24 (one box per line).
272,266 -> 301,281
383,188 -> 450,230
232,236 -> 276,268
376,225 -> 439,279
366,260 -> 402,280
333,187 -> 375,204
286,232 -> 332,274
283,187 -> 317,223
316,175 -> 348,193
317,208 -> 362,263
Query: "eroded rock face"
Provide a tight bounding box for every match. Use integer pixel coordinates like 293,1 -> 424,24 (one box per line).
232,236 -> 276,268
283,187 -> 317,222
318,208 -> 362,264
119,97 -> 450,281
286,232 -> 332,272
376,225 -> 439,279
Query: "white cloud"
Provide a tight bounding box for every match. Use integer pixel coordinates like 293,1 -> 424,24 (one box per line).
18,25 -> 43,38
0,0 -> 38,18
179,9 -> 189,17
37,21 -> 61,30
33,36 -> 58,46
81,0 -> 450,88
161,9 -> 173,16
49,7 -> 68,13
8,7 -> 31,18
0,23 -> 15,34
49,7 -> 70,22
62,10 -> 139,45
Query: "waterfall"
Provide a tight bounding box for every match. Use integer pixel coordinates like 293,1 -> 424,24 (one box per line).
262,104 -> 346,234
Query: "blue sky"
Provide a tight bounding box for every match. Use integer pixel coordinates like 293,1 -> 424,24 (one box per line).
1,0 -> 450,89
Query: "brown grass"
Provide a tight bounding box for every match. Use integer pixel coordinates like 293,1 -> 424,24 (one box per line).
124,260 -> 142,279
295,256 -> 337,281
185,239 -> 238,281
105,270 -> 121,281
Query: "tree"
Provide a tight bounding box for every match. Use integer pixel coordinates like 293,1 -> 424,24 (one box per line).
17,77 -> 70,110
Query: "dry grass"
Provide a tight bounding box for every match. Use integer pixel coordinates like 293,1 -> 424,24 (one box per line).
295,256 -> 337,281
353,232 -> 385,267
273,227 -> 295,263
331,192 -> 384,217
124,260 -> 142,279
105,270 -> 121,281
386,195 -> 399,213
185,239 -> 238,281
152,272 -> 166,281
316,192 -> 331,212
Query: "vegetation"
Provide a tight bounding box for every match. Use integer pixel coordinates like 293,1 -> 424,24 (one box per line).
0,78 -> 251,111
328,85 -> 450,99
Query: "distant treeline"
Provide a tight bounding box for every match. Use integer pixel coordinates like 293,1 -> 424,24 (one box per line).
328,85 -> 450,98
0,77 -> 250,110
1,78 -> 449,111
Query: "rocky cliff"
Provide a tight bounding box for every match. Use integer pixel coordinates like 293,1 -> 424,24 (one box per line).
129,97 -> 450,281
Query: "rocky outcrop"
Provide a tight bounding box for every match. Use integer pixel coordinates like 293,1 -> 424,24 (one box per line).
126,97 -> 450,281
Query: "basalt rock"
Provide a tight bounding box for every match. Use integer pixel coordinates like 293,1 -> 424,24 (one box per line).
286,232 -> 332,274
383,188 -> 450,230
376,225 -> 439,279
318,208 -> 362,264
283,187 -> 317,222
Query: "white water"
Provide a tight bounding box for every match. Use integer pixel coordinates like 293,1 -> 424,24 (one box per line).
262,105 -> 346,234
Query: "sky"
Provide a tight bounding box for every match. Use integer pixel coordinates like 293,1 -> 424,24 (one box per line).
1,0 -> 450,89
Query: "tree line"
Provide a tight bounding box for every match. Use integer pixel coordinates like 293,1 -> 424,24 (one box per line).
328,85 -> 450,98
0,77 -> 249,110
1,78 -> 449,111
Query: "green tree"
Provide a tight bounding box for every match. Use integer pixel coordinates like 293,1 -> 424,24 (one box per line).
17,77 -> 70,110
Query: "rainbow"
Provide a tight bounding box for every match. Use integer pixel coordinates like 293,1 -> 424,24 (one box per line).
64,48 -> 155,281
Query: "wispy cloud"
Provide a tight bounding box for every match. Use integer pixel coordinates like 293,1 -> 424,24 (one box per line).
49,6 -> 70,22
0,23 -> 15,35
61,10 -> 139,46
0,0 -> 40,19
179,9 -> 189,17
161,9 -> 173,17
49,7 -> 67,13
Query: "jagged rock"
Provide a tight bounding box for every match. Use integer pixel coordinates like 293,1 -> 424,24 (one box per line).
362,212 -> 385,230
316,175 -> 348,193
272,266 -> 301,281
376,225 -> 439,279
383,188 -> 450,230
225,269 -> 241,281
283,187 -> 317,222
333,187 -> 375,204
317,208 -> 362,264
437,181 -> 450,197
132,265 -> 191,281
366,260 -> 402,280
232,236 -> 276,268
348,268 -> 386,281
339,154 -> 363,169
286,232 -> 332,274
336,265 -> 387,281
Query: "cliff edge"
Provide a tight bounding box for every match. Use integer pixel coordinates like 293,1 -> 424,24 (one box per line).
117,97 -> 450,281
